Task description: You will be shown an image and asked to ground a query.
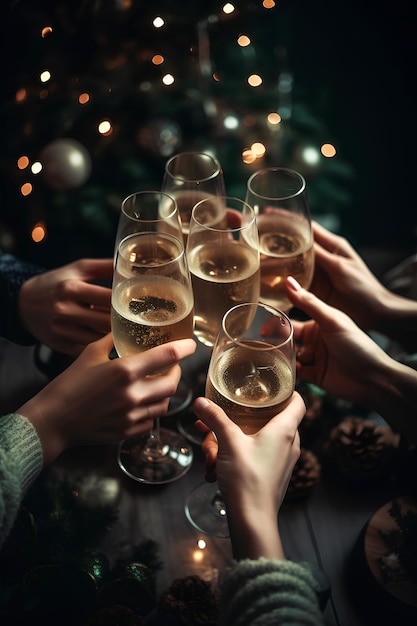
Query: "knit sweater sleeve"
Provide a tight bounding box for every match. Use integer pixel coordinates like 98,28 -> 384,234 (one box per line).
219,558 -> 325,626
0,413 -> 43,549
0,251 -> 45,344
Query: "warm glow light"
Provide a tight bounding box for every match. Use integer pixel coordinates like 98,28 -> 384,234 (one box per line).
248,74 -> 262,87
162,73 -> 175,85
31,161 -> 42,174
31,222 -> 47,243
237,34 -> 251,47
251,142 -> 266,157
41,26 -> 53,38
98,119 -> 112,135
242,149 -> 256,164
223,3 -> 235,14
153,16 -> 164,28
267,112 -> 281,125
40,70 -> 51,83
17,156 -> 29,170
152,54 -> 164,65
197,539 -> 207,549
16,88 -> 27,103
78,92 -> 90,104
263,0 -> 276,7
321,143 -> 337,157
21,182 -> 33,196
192,550 -> 204,562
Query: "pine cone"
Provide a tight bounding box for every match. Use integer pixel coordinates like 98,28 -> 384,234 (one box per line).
323,416 -> 401,484
286,448 -> 321,500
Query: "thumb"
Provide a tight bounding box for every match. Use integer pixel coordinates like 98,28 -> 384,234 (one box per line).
91,332 -> 116,357
286,276 -> 347,331
193,397 -> 235,439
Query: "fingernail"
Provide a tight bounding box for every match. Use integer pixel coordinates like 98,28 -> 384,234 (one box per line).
287,276 -> 301,291
194,396 -> 210,410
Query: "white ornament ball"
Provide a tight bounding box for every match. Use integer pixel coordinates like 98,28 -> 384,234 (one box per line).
40,138 -> 92,191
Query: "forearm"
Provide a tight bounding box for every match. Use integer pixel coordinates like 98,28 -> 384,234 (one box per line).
227,504 -> 285,561
374,291 -> 417,352
368,358 -> 417,445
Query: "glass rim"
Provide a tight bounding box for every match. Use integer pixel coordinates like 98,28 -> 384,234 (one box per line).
191,195 -> 256,233
164,151 -> 223,183
121,190 -> 178,223
221,301 -> 294,350
117,231 -> 185,267
247,167 -> 306,201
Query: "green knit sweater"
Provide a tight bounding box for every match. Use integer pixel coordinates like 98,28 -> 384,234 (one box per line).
0,413 -> 43,549
219,558 -> 324,625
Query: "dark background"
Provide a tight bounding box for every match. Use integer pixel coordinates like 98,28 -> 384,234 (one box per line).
1,0 -> 416,269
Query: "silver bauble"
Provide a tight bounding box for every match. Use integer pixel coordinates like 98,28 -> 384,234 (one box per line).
40,138 -> 92,190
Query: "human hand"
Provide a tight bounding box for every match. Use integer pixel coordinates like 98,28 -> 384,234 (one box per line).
193,393 -> 305,559
18,258 -> 113,356
18,333 -> 196,465
310,221 -> 389,330
285,275 -> 394,406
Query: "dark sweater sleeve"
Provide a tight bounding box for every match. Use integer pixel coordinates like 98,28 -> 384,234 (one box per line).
0,251 -> 45,344
219,558 -> 325,626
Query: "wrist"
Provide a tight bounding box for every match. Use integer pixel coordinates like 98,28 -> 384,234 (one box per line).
226,502 -> 285,560
373,291 -> 417,350
18,398 -> 65,466
367,357 -> 417,445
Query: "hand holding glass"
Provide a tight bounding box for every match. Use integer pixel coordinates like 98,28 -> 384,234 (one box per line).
185,302 -> 295,536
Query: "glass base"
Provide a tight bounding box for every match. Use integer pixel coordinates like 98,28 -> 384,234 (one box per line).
185,481 -> 229,538
118,428 -> 193,484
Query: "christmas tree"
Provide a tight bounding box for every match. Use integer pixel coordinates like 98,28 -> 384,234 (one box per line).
1,0 -> 416,269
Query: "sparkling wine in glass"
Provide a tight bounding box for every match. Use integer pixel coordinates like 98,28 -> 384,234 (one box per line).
186,195 -> 260,348
185,302 -> 295,537
162,151 -> 226,246
245,167 -> 314,313
113,230 -> 195,485
114,191 -> 193,415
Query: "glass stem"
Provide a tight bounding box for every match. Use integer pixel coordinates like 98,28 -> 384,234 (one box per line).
142,418 -> 167,460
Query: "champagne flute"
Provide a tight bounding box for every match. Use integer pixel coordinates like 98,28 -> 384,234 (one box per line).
114,190 -> 182,259
113,233 -> 195,485
161,151 -> 226,246
186,195 -> 260,348
185,302 -> 295,537
114,190 -> 193,415
245,167 -> 314,313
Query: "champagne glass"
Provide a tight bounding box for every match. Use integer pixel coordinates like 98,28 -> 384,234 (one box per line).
186,195 -> 260,348
185,302 -> 295,537
113,232 -> 195,484
114,190 -> 193,415
114,190 -> 182,259
245,167 -> 314,313
161,151 -> 226,246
